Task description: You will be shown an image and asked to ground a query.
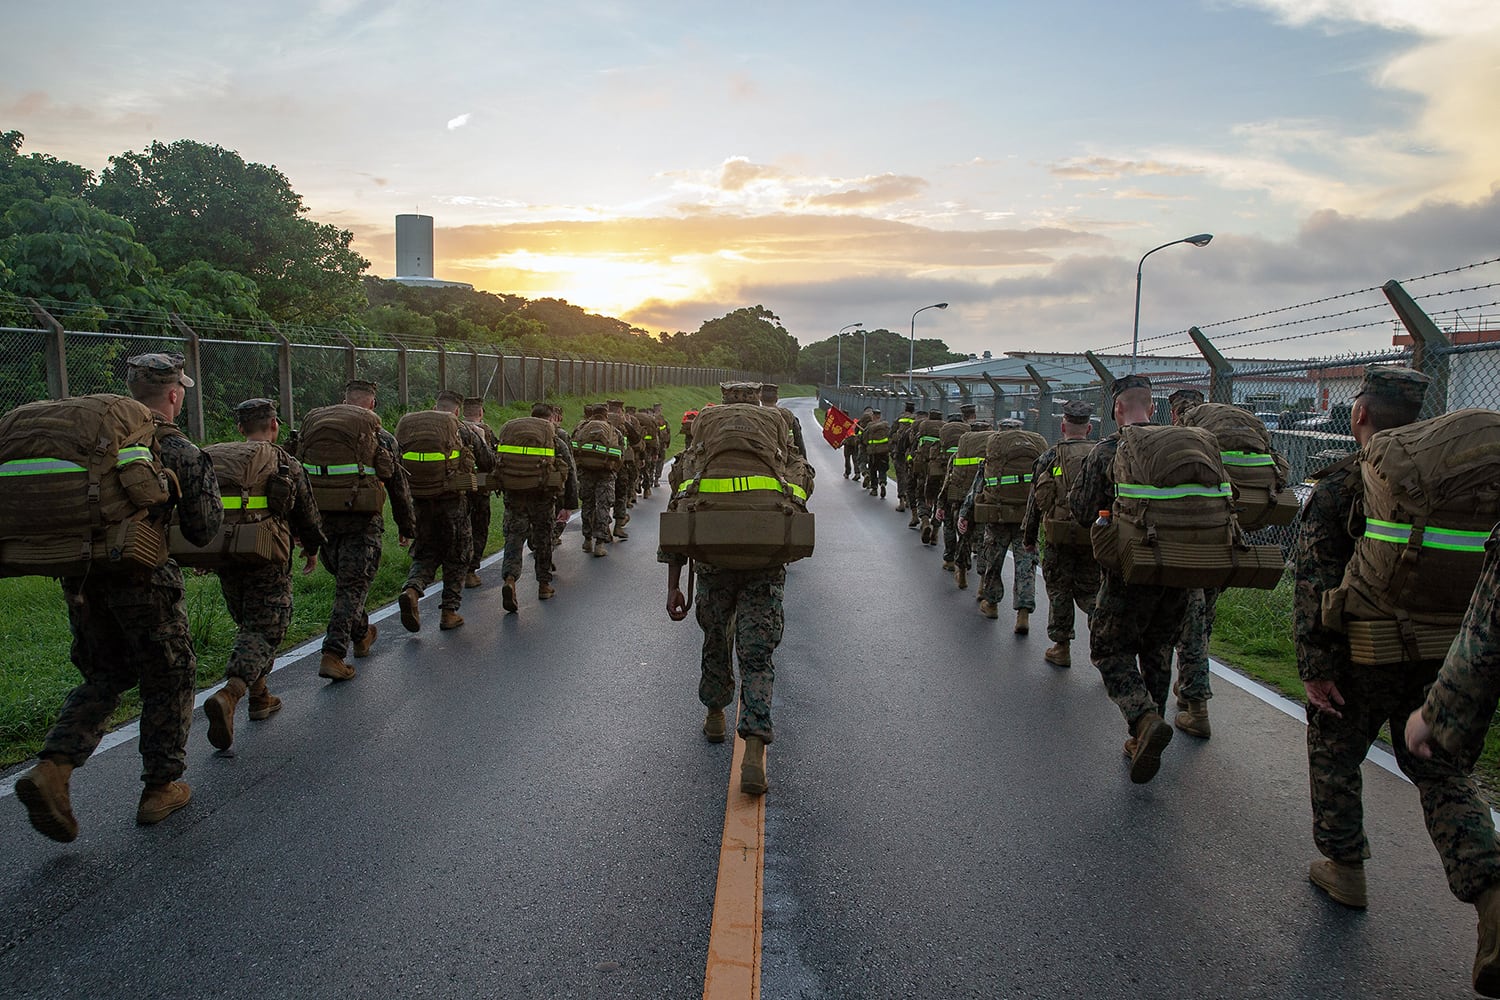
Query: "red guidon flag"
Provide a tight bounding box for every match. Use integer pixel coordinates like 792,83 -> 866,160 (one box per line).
822,405 -> 859,448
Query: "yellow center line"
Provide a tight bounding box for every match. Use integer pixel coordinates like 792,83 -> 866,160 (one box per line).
702,731 -> 766,1000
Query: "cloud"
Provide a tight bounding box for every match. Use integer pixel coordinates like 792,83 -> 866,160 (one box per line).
805,174 -> 929,209
1049,157 -> 1204,180
718,156 -> 783,191
446,112 -> 471,130
1235,0 -> 1500,36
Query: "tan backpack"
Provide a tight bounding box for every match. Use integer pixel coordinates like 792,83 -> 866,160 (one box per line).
1035,437 -> 1095,546
910,417 -> 945,479
1183,403 -> 1296,531
170,440 -> 293,568
572,419 -> 623,472
396,411 -> 475,498
0,394 -> 175,577
935,421 -> 969,480
298,404 -> 391,514
1322,408 -> 1500,661
496,416 -> 564,495
1091,424 -> 1283,589
946,429 -> 994,501
863,419 -> 892,456
975,430 -> 1046,523
660,403 -> 814,569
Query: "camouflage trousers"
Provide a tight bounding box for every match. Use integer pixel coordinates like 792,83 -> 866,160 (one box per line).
615,462 -> 639,517
918,475 -> 944,522
405,495 -> 472,612
320,513 -> 384,659
220,562 -> 293,686
843,444 -> 859,477
1041,543 -> 1100,642
978,522 -> 1037,611
502,490 -> 556,583
48,571 -> 195,785
1089,571 -> 1190,730
1173,587 -> 1220,702
468,492 -> 494,573
1307,660 -> 1500,902
578,470 -> 616,543
866,453 -> 889,494
891,454 -> 909,501
695,565 -> 786,743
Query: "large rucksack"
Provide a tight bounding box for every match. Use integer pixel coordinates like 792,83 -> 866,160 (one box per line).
170,440 -> 293,568
946,429 -> 993,501
395,411 -> 475,499
935,422 -> 969,481
863,419 -> 892,456
297,404 -> 391,514
1091,424 -> 1283,589
910,417 -> 945,480
1034,438 -> 1094,546
974,429 -> 1045,522
1183,403 -> 1296,531
0,394 -> 175,577
660,403 -> 814,569
1322,408 -> 1500,662
572,419 -> 623,472
496,416 -> 564,495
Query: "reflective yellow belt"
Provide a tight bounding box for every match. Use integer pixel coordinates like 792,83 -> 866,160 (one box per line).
1364,518 -> 1489,553
402,450 -> 459,461
679,474 -> 808,503
221,495 -> 269,510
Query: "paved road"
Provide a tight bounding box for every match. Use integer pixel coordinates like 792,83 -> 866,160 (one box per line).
0,397 -> 1488,998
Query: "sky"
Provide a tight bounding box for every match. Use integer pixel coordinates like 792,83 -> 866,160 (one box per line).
4,0 -> 1499,363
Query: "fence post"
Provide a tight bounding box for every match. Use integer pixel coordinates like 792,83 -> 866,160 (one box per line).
1383,279 -> 1452,418
1084,350 -> 1116,437
26,298 -> 68,399
979,373 -> 1004,424
470,349 -> 481,398
168,314 -> 206,440
391,337 -> 410,410
266,322 -> 294,425
1188,326 -> 1234,404
339,335 -> 357,385
436,342 -> 447,396
1024,365 -> 1055,442
499,356 -> 509,406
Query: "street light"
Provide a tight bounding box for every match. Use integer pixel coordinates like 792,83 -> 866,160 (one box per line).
860,329 -> 871,386
1131,233 -> 1213,371
834,322 -> 863,387
909,303 -> 949,391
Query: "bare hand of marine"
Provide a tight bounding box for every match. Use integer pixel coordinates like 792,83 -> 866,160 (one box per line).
1405,708 -> 1437,760
957,517 -> 969,535
1304,679 -> 1346,719
301,550 -> 318,576
398,536 -> 411,549
1024,543 -> 1038,555
667,587 -> 688,621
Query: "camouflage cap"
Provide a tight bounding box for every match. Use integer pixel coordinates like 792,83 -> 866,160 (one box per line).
234,397 -> 276,422
1061,399 -> 1093,421
960,403 -> 978,416
345,378 -> 378,395
970,420 -> 993,431
721,380 -> 762,403
998,418 -> 1025,429
759,382 -> 779,398
1167,387 -> 1205,416
1111,373 -> 1151,398
871,409 -> 882,417
435,389 -> 464,406
126,352 -> 194,388
903,401 -> 916,412
1357,366 -> 1431,406
607,398 -> 625,408
945,412 -> 965,422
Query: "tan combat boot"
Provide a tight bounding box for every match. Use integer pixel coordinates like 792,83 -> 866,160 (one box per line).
1044,641 -> 1071,667
1014,610 -> 1030,635
538,582 -> 555,600
1475,884 -> 1500,997
502,576 -> 519,614
920,517 -> 932,544
1173,677 -> 1189,713
352,623 -> 378,659
1122,736 -> 1138,760
613,521 -> 629,540
978,600 -> 999,620
955,564 -> 968,589
942,560 -> 955,572
908,510 -> 919,528
740,736 -> 768,796
896,499 -> 907,512
1128,712 -> 1172,784
593,542 -> 608,558
247,676 -> 282,721
703,708 -> 726,743
1308,858 -> 1368,909
619,511 -> 631,527
582,537 -> 593,553
137,781 -> 191,825
464,571 -> 482,589
1175,701 -> 1212,739
14,757 -> 78,843
318,652 -> 356,682
439,610 -> 464,630
204,677 -> 248,750
399,586 -> 422,633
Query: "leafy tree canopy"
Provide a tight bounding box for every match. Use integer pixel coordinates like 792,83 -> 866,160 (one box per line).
796,327 -> 965,384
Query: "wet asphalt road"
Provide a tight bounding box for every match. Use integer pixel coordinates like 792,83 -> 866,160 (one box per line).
0,396 -> 1488,999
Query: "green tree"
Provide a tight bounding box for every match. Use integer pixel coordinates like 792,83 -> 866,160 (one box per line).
796,328 -> 964,384
687,305 -> 798,375
0,131 -> 93,205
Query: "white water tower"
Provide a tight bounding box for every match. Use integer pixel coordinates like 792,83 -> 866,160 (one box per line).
395,214 -> 434,278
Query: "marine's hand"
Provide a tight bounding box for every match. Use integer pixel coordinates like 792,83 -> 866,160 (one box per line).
301,551 -> 318,576
957,517 -> 969,535
1405,708 -> 1436,760
1304,679 -> 1346,719
1024,543 -> 1038,555
398,536 -> 411,548
667,587 -> 688,621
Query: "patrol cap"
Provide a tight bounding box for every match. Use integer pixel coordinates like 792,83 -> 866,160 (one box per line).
1111,373 -> 1151,399
945,412 -> 965,422
1167,387 -> 1205,416
871,409 -> 882,417
903,401 -> 916,412
234,398 -> 276,423
1061,399 -> 1093,422
126,352 -> 194,388
721,381 -> 762,403
435,389 -> 464,406
970,420 -> 993,431
960,403 -> 977,416
760,383 -> 779,398
345,378 -> 378,395
1356,366 -> 1430,406
462,396 -> 485,410
607,398 -> 625,408
999,418 -> 1024,429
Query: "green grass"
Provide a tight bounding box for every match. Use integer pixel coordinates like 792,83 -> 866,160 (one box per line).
0,383 -> 721,767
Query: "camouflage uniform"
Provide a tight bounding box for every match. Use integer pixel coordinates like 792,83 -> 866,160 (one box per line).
609,407 -> 641,521
502,491 -> 558,583
1296,455 -> 1500,901
961,449 -> 1037,611
1070,429 -> 1190,730
891,410 -> 917,506
46,416 -> 223,786
843,433 -> 860,478
220,444 -> 325,687
1419,525 -> 1500,767
1022,441 -> 1099,642
403,422 -> 495,612
651,409 -> 671,486
465,416 -> 499,574
693,564 -> 786,743
1173,587 -> 1220,702
321,427 -> 416,659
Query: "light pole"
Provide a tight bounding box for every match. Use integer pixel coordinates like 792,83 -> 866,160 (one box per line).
834,322 -> 863,387
860,329 -> 871,386
909,303 -> 949,391
1131,233 -> 1212,370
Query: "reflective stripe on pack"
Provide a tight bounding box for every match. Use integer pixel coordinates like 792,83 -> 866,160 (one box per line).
919,436 -> 939,446
1117,482 -> 1232,500
221,495 -> 269,510
984,474 -> 1033,486
1051,466 -> 1062,476
953,456 -> 982,466
496,445 -> 555,457
1365,518 -> 1490,553
945,447 -> 958,455
117,446 -> 154,466
0,457 -> 87,476
303,462 -> 377,476
575,442 -> 623,457
402,450 -> 460,462
680,475 -> 809,503
1221,451 -> 1275,468
643,435 -> 653,441
866,437 -> 890,445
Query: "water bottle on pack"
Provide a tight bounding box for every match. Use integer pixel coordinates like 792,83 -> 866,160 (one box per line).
1094,509 -> 1111,527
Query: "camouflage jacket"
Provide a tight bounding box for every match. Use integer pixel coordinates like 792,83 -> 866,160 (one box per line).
1020,444 -> 1061,548
378,427 -> 418,537
274,442 -> 327,557
553,428 -> 580,510
1420,524 -> 1500,767
153,418 -> 224,585
1068,432 -> 1124,529
466,419 -> 500,493
1293,456 -> 1359,682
